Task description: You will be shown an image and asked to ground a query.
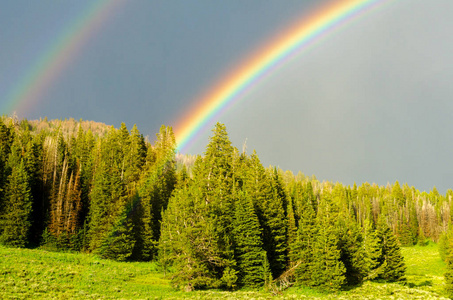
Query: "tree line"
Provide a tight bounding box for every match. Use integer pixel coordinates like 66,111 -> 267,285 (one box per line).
0,116 -> 452,293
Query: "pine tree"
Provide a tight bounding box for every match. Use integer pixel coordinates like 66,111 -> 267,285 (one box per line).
125,124 -> 147,185
338,219 -> 367,285
131,188 -> 154,261
397,212 -> 414,246
133,125 -> 176,261
439,229 -> 452,262
232,191 -> 266,288
159,183 -> 227,290
408,205 -> 419,245
417,226 -> 429,246
158,124 -> 236,290
294,191 -> 317,286
375,217 -> 406,282
287,195 -> 298,266
0,119 -> 13,211
445,235 -> 453,298
195,123 -> 236,276
310,192 -> 346,291
23,135 -> 45,245
362,219 -> 382,280
392,181 -> 405,206
99,203 -> 135,261
243,152 -> 286,278
88,142 -> 132,256
0,160 -> 33,247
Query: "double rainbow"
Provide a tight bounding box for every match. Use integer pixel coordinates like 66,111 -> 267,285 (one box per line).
2,0 -> 388,152
174,0 -> 388,152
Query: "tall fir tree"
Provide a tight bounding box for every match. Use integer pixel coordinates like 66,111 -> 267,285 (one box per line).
375,217 -> 406,282
99,202 -> 135,261
293,193 -> 317,286
0,160 -> 33,247
338,219 -> 367,285
133,125 -> 176,260
287,194 -> 298,266
195,123 -> 236,275
244,152 -> 287,278
232,190 -> 267,288
444,235 -> 453,298
159,183 -> 229,290
0,119 -> 13,209
362,218 -> 382,280
310,192 -> 346,291
159,123 -> 236,290
88,130 -> 135,259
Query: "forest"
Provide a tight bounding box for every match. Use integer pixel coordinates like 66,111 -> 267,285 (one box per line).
1,116 -> 453,296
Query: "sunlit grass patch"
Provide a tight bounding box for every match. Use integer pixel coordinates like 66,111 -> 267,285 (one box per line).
401,242 -> 446,296
0,243 -> 451,299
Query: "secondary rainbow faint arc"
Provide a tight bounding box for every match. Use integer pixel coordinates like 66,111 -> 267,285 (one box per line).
174,0 -> 387,153
2,0 -> 123,116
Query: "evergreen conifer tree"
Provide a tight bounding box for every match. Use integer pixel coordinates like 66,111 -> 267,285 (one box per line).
439,230 -> 452,262
310,192 -> 346,291
99,203 -> 135,261
338,219 -> 367,285
362,218 -> 382,280
287,195 -> 298,266
243,152 -> 287,277
159,183 -> 228,290
158,124 -> 236,290
375,217 -> 406,282
0,160 -> 33,247
294,192 -> 317,286
397,212 -> 414,246
133,125 -> 176,260
195,123 -> 236,276
232,191 -> 266,288
444,235 -> 453,298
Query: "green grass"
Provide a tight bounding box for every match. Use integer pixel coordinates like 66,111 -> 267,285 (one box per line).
402,242 -> 447,296
0,244 -> 449,299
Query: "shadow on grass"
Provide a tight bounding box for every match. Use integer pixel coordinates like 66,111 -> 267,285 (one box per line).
407,280 -> 433,288
342,282 -> 364,292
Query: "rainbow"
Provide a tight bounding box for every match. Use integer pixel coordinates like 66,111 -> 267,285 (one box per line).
1,0 -> 123,116
174,0 -> 389,153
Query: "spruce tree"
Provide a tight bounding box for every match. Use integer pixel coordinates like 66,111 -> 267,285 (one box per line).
244,152 -> 287,278
397,212 -> 414,246
392,180 -> 405,206
133,125 -> 176,260
0,119 -> 13,209
362,218 -> 382,280
338,219 -> 367,285
232,191 -> 266,288
195,123 -> 236,276
0,160 -> 33,247
444,235 -> 453,298
294,192 -> 317,286
99,203 -> 135,261
375,217 -> 406,282
158,124 -> 236,290
24,136 -> 45,245
310,192 -> 346,291
159,183 -> 227,290
88,135 -> 133,257
287,195 -> 298,266
440,230 -> 452,262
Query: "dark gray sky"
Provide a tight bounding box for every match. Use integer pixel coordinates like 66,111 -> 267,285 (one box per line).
1,0 -> 453,192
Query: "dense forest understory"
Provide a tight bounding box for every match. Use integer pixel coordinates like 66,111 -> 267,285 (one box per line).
1,116 -> 453,297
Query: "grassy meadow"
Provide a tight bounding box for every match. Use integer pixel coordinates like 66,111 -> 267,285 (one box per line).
0,243 -> 449,299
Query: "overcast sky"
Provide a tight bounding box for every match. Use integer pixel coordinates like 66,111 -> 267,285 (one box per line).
1,0 -> 453,193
